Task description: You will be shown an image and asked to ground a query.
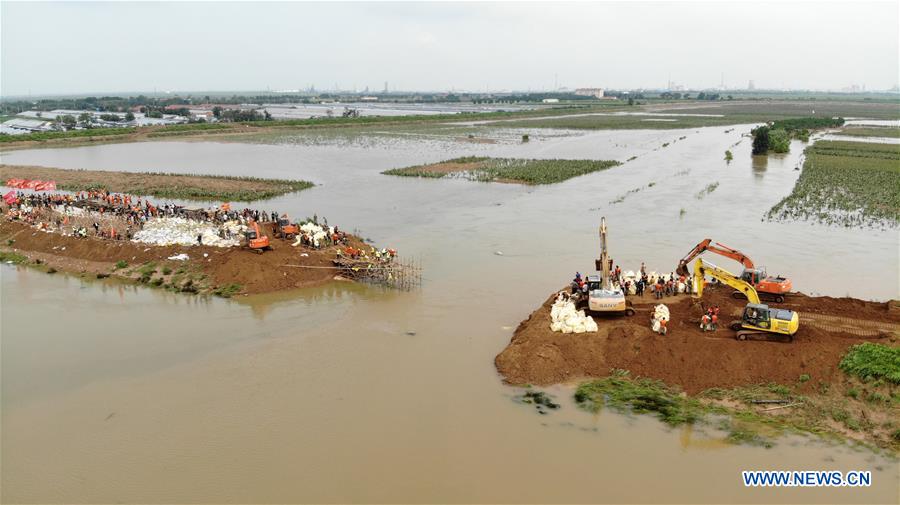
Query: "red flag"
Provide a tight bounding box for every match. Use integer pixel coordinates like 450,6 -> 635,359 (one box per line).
3,190 -> 15,205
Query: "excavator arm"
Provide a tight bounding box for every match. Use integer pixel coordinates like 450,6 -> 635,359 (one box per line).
676,239 -> 755,277
693,258 -> 760,304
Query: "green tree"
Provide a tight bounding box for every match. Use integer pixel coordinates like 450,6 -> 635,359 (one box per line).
768,129 -> 790,153
752,126 -> 770,155
627,97 -> 634,106
59,114 -> 77,129
77,112 -> 93,128
125,111 -> 135,121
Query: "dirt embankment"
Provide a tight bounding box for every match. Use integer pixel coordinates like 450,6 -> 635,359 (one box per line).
495,285 -> 900,394
0,164 -> 311,201
0,220 -> 362,296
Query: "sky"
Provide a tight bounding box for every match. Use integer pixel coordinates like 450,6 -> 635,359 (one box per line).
1,1 -> 898,96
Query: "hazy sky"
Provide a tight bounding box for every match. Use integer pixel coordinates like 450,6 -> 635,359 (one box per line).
2,1 -> 898,96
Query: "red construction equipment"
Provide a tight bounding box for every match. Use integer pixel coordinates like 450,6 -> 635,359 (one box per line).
676,238 -> 792,302
273,217 -> 300,240
243,220 -> 271,254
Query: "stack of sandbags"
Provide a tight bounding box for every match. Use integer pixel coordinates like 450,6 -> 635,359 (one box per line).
299,222 -> 331,247
650,304 -> 670,333
132,217 -> 242,248
549,292 -> 599,334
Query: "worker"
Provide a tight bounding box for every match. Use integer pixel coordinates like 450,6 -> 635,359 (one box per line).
710,313 -> 719,331
658,318 -> 668,336
701,314 -> 711,331
640,262 -> 646,276
655,277 -> 665,299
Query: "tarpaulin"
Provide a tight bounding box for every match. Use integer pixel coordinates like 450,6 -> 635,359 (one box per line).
5,178 -> 57,191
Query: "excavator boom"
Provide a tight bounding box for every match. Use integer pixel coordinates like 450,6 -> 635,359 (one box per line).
677,238 -> 755,277
693,259 -> 760,304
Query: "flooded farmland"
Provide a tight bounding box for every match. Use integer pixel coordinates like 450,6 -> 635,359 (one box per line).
2,126 -> 898,503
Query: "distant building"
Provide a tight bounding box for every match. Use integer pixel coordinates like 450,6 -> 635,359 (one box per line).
542,98 -> 560,103
360,96 -> 379,102
575,88 -> 605,99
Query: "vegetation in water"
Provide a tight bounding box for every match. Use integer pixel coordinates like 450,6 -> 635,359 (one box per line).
576,369 -> 900,452
724,150 -> 733,162
0,251 -> 29,264
695,182 -> 720,199
833,127 -> 900,139
213,283 -> 243,298
752,117 -> 845,154
382,157 -> 620,185
766,140 -> 900,228
839,343 -> 900,384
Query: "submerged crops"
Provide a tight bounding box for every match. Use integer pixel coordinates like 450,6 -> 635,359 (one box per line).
382,157 -> 620,185
766,140 -> 900,228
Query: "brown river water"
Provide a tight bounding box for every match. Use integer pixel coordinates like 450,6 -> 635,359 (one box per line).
1,126 -> 898,503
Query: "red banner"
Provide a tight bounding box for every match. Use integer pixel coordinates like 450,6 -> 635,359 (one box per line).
3,190 -> 16,205
5,178 -> 57,191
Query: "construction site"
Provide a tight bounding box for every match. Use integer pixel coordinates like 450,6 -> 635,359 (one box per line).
495,218 -> 899,448
0,188 -> 419,296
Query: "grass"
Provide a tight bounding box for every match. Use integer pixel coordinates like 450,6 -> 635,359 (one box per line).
766,140 -> 900,228
0,251 -> 28,264
212,283 -> 243,298
0,127 -> 134,143
575,370 -> 900,452
114,260 -> 128,269
574,371 -> 705,426
833,127 -> 900,138
382,156 -> 620,185
839,343 -> 900,384
0,165 -> 314,202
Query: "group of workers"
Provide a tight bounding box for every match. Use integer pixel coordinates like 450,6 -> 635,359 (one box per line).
2,190 -> 351,254
336,245 -> 397,263
701,305 -> 721,332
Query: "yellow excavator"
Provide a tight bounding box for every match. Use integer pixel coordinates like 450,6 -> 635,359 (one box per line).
693,258 -> 800,342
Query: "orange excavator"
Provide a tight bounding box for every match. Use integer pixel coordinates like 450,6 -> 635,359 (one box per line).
244,220 -> 271,254
273,216 -> 299,240
676,239 -> 792,303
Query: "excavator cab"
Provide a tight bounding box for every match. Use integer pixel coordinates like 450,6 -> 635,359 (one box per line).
732,303 -> 799,340
740,268 -> 765,286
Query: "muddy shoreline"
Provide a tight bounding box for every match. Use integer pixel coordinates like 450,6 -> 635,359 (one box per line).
0,220 -> 358,296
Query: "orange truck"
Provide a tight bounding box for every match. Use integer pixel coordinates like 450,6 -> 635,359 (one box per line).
676,239 -> 792,302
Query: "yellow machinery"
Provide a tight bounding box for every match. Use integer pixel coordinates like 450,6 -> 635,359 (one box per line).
693,259 -> 800,342
587,217 -> 633,316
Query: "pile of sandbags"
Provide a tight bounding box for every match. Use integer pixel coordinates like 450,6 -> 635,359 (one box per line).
650,304 -> 670,333
549,292 -> 599,334
132,217 -> 243,248
296,222 -> 332,248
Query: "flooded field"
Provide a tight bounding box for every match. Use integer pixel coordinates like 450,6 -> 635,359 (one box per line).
2,126 -> 898,503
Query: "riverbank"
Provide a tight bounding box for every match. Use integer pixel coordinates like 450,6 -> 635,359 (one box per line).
496,285 -> 900,450
1,164 -> 313,201
0,220 -> 364,296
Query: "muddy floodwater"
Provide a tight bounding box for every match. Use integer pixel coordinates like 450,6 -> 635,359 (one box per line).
2,126 -> 898,503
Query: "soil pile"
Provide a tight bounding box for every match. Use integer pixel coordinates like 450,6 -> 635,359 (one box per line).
495,285 -> 899,394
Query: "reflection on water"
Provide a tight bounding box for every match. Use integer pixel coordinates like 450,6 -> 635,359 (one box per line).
2,126 -> 898,503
